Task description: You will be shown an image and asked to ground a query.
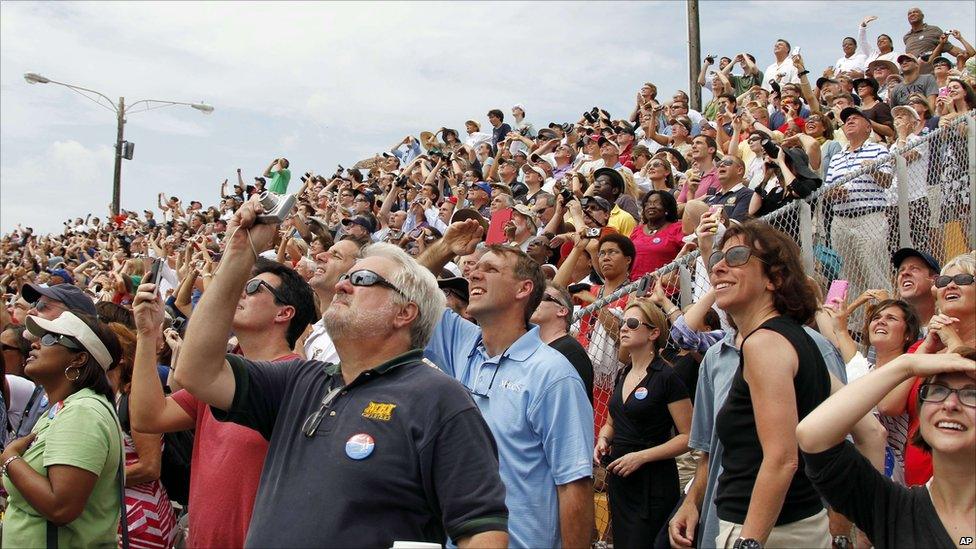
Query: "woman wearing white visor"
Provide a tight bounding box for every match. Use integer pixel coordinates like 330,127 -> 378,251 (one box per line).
1,311 -> 125,548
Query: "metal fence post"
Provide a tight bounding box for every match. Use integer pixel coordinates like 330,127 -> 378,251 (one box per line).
798,200 -> 814,275
894,152 -> 912,249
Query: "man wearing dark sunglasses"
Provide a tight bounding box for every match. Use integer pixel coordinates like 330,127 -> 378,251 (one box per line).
530,282 -> 594,404
129,258 -> 315,549
171,200 -> 508,548
420,219 -> 594,549
704,156 -> 754,222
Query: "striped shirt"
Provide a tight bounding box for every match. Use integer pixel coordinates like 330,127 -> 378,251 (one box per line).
826,141 -> 892,216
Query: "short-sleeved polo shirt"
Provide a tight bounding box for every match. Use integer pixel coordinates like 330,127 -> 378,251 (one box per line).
213,350 -> 507,547
267,168 -> 291,194
425,310 -> 594,548
705,183 -> 755,222
825,142 -> 892,217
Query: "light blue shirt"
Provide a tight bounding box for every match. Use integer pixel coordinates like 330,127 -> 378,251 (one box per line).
689,326 -> 846,548
425,310 -> 593,548
393,139 -> 422,166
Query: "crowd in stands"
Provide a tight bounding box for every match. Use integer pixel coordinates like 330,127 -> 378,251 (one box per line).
0,6 -> 974,548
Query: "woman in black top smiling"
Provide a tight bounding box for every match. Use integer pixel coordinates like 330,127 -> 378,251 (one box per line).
709,220 -> 831,548
594,300 -> 692,548
798,348 -> 975,549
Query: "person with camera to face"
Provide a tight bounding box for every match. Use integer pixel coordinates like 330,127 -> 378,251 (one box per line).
262,158 -> 291,195
166,198 -> 509,547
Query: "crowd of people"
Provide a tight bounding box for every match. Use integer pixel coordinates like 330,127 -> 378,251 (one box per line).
1,6 -> 975,549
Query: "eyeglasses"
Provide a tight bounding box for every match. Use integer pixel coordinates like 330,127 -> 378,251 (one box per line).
623,318 -> 654,330
302,384 -> 344,437
934,274 -> 975,288
708,245 -> 766,271
339,269 -> 405,298
649,161 -> 667,168
31,299 -> 64,313
467,364 -> 499,399
244,279 -> 290,306
919,383 -> 976,408
717,159 -> 735,167
40,333 -> 83,351
542,294 -> 566,308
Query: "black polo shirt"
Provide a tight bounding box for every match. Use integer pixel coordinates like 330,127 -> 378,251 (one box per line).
212,349 -> 508,547
705,184 -> 754,222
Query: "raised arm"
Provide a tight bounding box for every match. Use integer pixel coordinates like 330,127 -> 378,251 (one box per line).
173,199 -> 276,410
857,17 -> 877,59
130,282 -> 196,434
797,352 -> 974,453
418,219 -> 483,275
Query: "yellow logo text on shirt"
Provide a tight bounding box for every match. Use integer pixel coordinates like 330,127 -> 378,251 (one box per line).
362,401 -> 397,421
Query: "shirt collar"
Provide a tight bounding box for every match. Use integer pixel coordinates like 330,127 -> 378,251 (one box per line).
468,324 -> 546,363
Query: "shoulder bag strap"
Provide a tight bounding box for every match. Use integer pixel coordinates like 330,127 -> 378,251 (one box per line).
47,396 -> 130,549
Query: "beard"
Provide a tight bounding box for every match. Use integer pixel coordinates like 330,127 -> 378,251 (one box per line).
322,297 -> 395,343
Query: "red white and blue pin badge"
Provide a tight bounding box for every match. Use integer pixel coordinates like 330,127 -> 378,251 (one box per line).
634,387 -> 648,400
345,433 -> 375,460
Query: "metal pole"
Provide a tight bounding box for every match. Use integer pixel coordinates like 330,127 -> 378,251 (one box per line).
112,97 -> 125,217
687,0 -> 702,111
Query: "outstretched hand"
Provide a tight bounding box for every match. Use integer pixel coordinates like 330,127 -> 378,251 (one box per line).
442,219 -> 484,257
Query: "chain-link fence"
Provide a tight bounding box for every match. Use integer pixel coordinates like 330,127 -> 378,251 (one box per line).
574,111 -> 976,546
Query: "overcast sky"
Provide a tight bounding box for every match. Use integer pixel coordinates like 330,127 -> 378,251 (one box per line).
2,1 -> 973,234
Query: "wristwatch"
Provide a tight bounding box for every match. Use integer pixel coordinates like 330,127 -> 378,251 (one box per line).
733,538 -> 763,549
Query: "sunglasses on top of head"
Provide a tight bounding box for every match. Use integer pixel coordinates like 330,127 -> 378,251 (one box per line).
934,273 -> 975,288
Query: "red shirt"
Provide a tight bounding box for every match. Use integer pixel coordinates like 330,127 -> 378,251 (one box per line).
629,222 -> 685,281
171,352 -> 299,548
903,339 -> 932,486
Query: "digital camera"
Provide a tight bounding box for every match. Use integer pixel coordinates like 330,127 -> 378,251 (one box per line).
255,191 -> 297,225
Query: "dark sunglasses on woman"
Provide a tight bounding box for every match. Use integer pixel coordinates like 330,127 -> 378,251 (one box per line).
708,245 -> 766,271
934,274 -> 975,288
623,317 -> 654,330
40,333 -> 83,351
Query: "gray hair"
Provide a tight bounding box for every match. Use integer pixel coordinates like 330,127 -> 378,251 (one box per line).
362,243 -> 446,349
941,252 -> 976,276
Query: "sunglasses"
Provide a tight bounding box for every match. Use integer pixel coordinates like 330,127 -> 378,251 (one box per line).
934,274 -> 975,288
919,383 -> 976,408
542,294 -> 565,308
623,317 -> 654,330
31,299 -> 63,313
717,159 -> 735,167
339,269 -> 405,297
40,333 -> 83,351
708,245 -> 765,271
244,279 -> 290,305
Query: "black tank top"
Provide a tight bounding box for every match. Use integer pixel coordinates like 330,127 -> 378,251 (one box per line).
714,316 -> 831,525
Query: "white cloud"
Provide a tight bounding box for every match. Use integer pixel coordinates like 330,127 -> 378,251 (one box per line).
2,0 -> 974,234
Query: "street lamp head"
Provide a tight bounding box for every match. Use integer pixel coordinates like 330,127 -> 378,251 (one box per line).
191,102 -> 214,114
24,72 -> 50,84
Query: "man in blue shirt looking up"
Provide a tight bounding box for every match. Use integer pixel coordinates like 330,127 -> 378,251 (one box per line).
420,219 -> 595,548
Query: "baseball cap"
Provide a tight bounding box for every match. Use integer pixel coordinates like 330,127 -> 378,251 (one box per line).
438,276 -> 469,302
891,105 -> 921,121
537,128 -> 559,140
897,53 -> 918,64
21,283 -> 97,317
521,164 -> 547,180
580,196 -> 613,212
893,247 -> 940,273
49,269 -> 75,285
341,216 -> 377,233
839,106 -> 867,123
470,182 -> 493,196
816,76 -> 839,89
26,312 -> 114,371
511,204 -> 539,231
930,56 -> 952,69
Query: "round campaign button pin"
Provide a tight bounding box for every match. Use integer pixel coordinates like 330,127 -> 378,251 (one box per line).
634,387 -> 648,400
652,237 -> 662,244
345,433 -> 375,460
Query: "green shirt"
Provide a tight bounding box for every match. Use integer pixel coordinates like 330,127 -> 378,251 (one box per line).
268,168 -> 291,194
2,388 -> 122,549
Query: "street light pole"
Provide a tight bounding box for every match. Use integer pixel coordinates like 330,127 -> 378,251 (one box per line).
687,0 -> 702,111
23,72 -> 213,217
113,97 -> 125,217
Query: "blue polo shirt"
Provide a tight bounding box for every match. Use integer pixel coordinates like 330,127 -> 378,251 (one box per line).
425,310 -> 594,548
